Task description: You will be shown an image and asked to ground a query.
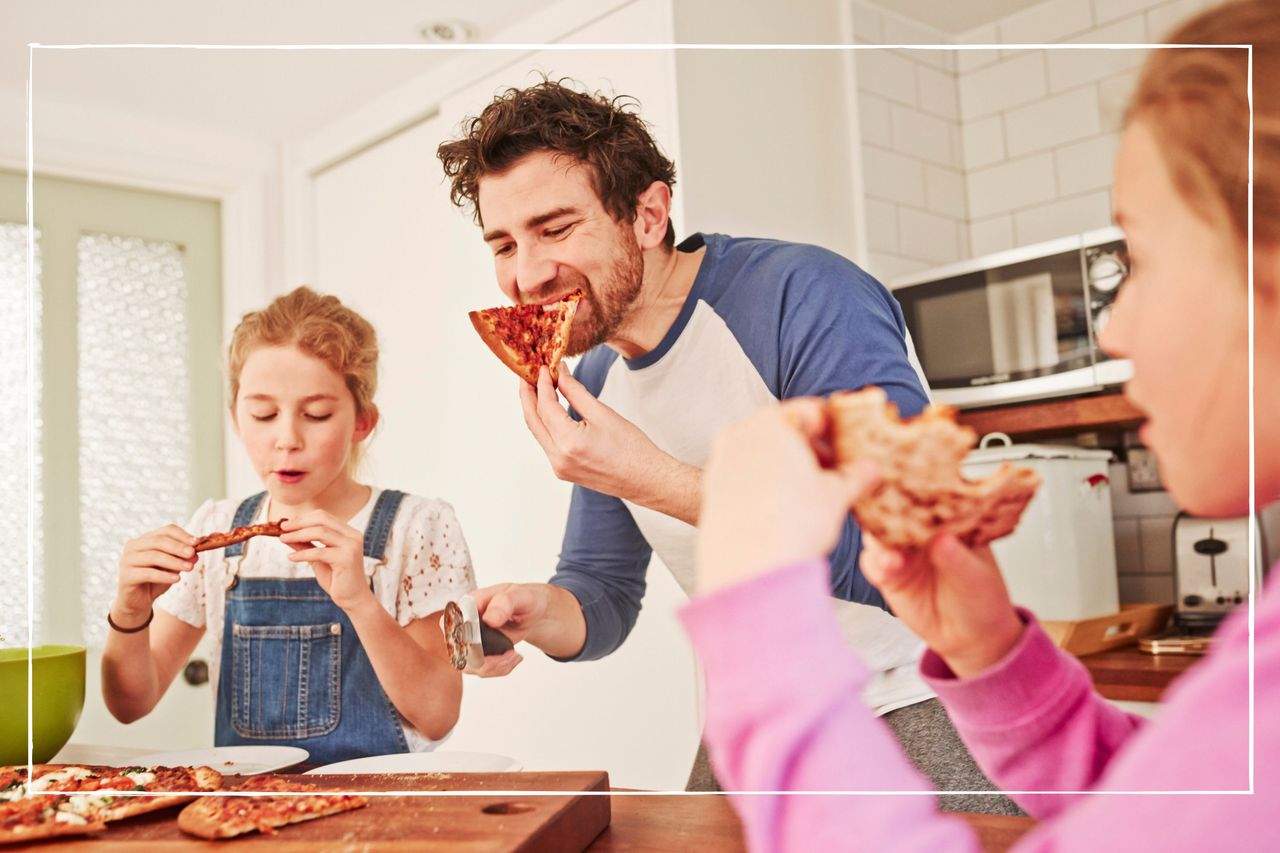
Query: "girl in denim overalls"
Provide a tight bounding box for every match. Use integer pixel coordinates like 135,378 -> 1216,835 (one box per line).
102,287 -> 477,764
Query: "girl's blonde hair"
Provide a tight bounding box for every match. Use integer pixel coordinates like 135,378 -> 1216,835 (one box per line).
228,288 -> 379,467
1130,0 -> 1279,252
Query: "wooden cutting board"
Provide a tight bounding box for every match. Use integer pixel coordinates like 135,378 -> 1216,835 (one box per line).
35,771 -> 611,852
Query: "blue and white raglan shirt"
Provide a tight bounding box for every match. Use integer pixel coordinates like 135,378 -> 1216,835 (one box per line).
551,233 -> 936,714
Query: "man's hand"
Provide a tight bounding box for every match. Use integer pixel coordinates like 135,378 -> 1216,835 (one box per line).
520,364 -> 701,524
466,582 -> 589,676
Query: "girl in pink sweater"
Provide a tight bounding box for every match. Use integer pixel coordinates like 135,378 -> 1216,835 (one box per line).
680,2 -> 1280,850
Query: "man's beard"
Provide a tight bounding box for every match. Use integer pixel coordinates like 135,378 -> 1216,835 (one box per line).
531,233 -> 645,357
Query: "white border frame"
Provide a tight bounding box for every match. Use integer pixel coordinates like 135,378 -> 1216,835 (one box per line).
21,31 -> 1255,806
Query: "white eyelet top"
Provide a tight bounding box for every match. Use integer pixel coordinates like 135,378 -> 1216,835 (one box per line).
154,488 -> 477,751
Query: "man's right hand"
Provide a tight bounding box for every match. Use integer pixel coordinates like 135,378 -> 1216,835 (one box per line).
468,582 -> 588,676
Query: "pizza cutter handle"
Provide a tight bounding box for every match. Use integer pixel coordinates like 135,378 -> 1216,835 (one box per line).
479,623 -> 515,655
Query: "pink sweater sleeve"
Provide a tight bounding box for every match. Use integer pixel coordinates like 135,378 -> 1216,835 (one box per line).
919,609 -> 1144,819
680,559 -> 1269,853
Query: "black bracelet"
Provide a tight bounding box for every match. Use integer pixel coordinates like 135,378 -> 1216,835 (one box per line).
107,608 -> 154,634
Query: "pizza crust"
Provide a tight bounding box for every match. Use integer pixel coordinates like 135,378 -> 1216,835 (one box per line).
829,387 -> 1040,551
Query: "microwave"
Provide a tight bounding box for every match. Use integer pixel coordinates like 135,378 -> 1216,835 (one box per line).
890,227 -> 1133,409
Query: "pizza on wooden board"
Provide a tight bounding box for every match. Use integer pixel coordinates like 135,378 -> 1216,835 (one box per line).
468,290 -> 584,385
177,774 -> 368,839
828,386 -> 1041,551
0,764 -> 222,845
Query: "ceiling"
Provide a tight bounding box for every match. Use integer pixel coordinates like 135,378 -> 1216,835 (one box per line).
5,0 -> 558,141
4,0 -> 1050,143
870,0 -> 1049,35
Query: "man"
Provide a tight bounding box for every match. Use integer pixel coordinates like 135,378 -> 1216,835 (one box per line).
437,79 -> 1014,813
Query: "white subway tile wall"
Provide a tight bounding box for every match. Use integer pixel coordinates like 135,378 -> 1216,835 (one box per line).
890,104 -> 956,166
961,115 -> 1006,170
958,52 -> 1048,120
852,0 -> 1215,287
854,2 -> 966,277
968,152 -> 1058,219
1055,132 -> 1122,195
1012,190 -> 1111,245
968,214 -> 1016,256
1003,85 -> 1101,157
1109,461 -> 1180,603
925,164 -> 967,220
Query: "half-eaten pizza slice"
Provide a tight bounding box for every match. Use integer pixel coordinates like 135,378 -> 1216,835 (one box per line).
828,386 -> 1041,551
468,290 -> 584,385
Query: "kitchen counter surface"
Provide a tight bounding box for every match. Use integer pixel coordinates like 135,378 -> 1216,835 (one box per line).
1078,643 -> 1197,702
29,783 -> 1035,852
601,793 -> 1035,853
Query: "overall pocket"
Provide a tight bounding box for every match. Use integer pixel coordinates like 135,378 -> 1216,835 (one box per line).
230,622 -> 341,739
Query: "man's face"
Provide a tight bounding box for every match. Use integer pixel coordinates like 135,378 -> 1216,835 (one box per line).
477,150 -> 644,355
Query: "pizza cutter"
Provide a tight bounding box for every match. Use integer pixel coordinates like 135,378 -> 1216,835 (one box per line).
441,595 -> 515,671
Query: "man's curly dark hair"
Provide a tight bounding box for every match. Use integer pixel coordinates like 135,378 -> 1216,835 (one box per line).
437,77 -> 678,248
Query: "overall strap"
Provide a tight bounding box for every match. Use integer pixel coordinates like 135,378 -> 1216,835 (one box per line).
362,489 -> 406,562
224,492 -> 268,558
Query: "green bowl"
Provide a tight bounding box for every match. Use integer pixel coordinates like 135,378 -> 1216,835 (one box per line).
0,645 -> 86,764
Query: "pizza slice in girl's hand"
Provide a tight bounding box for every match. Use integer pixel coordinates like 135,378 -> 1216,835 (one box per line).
828,386 -> 1041,551
468,290 -> 583,385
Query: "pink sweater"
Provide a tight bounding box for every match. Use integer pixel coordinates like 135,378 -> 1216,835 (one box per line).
679,559 -> 1278,852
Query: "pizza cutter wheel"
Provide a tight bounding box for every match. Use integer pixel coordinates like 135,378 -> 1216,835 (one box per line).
441,595 -> 515,671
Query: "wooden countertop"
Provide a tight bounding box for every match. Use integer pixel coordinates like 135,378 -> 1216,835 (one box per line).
1078,644 -> 1197,702
29,773 -> 1036,852
600,794 -> 1034,853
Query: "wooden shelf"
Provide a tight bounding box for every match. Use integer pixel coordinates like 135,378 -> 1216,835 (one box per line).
955,391 -> 1145,441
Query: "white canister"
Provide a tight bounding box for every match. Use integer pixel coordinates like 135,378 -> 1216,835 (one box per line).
962,434 -> 1120,621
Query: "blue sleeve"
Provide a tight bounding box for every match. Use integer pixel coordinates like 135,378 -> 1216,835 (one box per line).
778,256 -> 930,608
546,483 -> 652,662
778,259 -> 929,416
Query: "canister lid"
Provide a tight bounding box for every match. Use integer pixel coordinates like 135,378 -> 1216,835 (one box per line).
965,432 -> 1114,464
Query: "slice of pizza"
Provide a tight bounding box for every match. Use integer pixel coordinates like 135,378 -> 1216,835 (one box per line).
0,795 -> 106,845
828,386 -> 1041,551
0,767 -> 105,845
193,520 -> 286,553
468,290 -> 584,385
18,764 -> 222,826
177,775 -> 368,839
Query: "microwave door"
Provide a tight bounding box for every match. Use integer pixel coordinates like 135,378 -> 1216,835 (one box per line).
987,273 -> 1058,375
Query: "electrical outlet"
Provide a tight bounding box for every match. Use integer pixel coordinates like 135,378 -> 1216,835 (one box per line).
1127,447 -> 1164,492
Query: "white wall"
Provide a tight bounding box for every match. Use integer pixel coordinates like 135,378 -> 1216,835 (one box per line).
670,0 -> 861,261
307,0 -> 699,792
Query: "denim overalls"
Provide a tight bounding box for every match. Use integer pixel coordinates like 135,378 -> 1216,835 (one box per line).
214,489 -> 410,764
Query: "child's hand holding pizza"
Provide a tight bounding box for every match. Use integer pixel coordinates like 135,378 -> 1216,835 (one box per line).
113,524 -> 198,627
280,511 -> 370,612
696,398 -> 880,595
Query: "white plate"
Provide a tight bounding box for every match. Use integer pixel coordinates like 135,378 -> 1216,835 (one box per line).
305,751 -> 522,775
128,746 -> 309,776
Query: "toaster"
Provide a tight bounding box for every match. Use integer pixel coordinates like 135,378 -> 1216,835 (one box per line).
1173,514 -> 1260,629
